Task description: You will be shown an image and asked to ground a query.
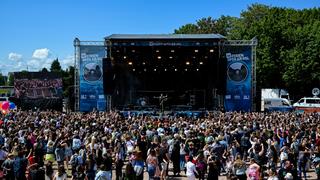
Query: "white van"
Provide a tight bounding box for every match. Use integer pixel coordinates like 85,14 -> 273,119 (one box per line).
262,98 -> 293,112
293,97 -> 320,113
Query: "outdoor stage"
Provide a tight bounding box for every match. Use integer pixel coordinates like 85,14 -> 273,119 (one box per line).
105,34 -> 226,112
74,34 -> 257,112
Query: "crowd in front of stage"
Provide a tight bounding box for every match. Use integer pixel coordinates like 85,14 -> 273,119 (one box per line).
0,109 -> 319,180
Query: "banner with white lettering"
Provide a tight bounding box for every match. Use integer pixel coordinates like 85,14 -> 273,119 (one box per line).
79,46 -> 106,111
224,46 -> 252,112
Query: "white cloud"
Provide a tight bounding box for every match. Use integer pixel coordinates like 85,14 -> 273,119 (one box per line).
17,61 -> 23,68
27,59 -> 42,70
2,51 -> 74,75
32,48 -> 50,59
8,52 -> 22,61
61,55 -> 74,69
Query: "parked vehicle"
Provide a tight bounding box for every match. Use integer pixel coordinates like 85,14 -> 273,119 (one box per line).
293,97 -> 320,113
262,98 -> 293,112
261,89 -> 291,112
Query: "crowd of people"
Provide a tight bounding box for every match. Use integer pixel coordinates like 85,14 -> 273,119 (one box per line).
0,109 -> 319,180
14,79 -> 63,98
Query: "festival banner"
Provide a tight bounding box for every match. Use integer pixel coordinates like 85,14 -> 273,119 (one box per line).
224,46 -> 252,112
79,46 -> 106,111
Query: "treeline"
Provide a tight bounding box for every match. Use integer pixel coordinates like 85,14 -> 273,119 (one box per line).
174,4 -> 320,100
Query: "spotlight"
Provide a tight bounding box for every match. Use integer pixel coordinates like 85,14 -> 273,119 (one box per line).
133,69 -> 135,71
131,49 -> 135,53
186,61 -> 190,65
157,56 -> 161,59
205,56 -> 208,59
196,68 -> 199,71
210,49 -> 214,53
164,68 -> 167,71
171,50 -> 175,53
199,61 -> 203,65
128,62 -> 133,65
175,68 -> 177,71
124,56 -> 127,59
154,69 -> 157,71
144,68 -> 147,72
142,62 -> 146,65
156,50 -> 160,53
185,69 -> 188,71
169,56 -> 173,59
116,50 -> 120,53
193,56 -> 196,59
194,49 -> 198,53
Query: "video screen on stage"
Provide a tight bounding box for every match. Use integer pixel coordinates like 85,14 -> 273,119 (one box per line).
14,72 -> 63,99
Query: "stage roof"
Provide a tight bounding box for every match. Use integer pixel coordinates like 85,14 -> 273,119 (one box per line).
105,34 -> 226,40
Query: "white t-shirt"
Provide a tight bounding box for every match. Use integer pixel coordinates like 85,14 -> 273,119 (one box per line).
72,138 -> 81,149
95,170 -> 112,180
126,140 -> 135,153
53,173 -> 67,180
186,161 -> 197,179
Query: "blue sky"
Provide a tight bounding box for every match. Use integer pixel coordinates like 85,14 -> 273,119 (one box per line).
0,0 -> 319,75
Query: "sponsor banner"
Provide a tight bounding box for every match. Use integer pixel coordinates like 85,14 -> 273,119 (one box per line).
79,46 -> 106,111
224,46 -> 252,112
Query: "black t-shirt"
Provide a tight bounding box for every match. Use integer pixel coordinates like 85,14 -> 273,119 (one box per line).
158,146 -> 168,163
103,156 -> 113,171
137,141 -> 147,158
29,168 -> 45,180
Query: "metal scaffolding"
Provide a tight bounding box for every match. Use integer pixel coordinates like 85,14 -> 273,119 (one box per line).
74,36 -> 258,112
73,38 -> 104,111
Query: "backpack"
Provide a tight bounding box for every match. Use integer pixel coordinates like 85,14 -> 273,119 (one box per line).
70,154 -> 78,167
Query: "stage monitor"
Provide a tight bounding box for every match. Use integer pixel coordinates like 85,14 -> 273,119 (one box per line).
13,72 -> 63,110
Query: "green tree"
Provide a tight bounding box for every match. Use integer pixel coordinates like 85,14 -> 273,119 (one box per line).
174,24 -> 199,34
174,16 -> 237,36
50,59 -> 62,73
0,74 -> 5,86
62,66 -> 75,110
174,4 -> 320,99
7,73 -> 14,86
237,5 -> 320,98
41,67 -> 49,73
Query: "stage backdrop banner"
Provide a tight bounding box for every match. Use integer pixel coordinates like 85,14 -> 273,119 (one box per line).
224,46 -> 252,112
79,45 -> 106,111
